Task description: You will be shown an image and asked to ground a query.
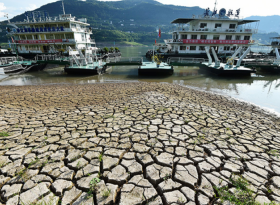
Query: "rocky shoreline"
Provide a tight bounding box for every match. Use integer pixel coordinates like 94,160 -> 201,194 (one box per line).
0,82 -> 280,205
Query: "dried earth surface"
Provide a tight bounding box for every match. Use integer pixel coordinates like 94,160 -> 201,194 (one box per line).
0,82 -> 279,205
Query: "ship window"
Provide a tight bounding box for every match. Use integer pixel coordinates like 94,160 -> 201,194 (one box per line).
200,35 -> 207,40
213,35 -> 220,40
20,35 -> 26,40
215,23 -> 222,28
226,35 -> 232,40
229,24 -> 236,29
224,46 -> 230,51
200,23 -> 207,28
180,46 -> 186,50
190,46 -> 196,51
46,34 -> 54,39
82,34 -> 85,41
199,46 -> 205,51
181,34 -> 188,39
191,35 -> 197,39
34,35 -> 38,40
26,35 -> 33,40
65,34 -> 74,39
235,35 -> 241,40
244,36 -> 250,40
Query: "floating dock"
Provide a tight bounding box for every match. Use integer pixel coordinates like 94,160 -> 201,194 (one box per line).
138,62 -> 173,75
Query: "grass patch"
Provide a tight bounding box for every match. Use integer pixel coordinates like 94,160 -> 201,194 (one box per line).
267,149 -> 279,158
215,175 -> 277,205
98,153 -> 103,162
102,189 -> 111,198
0,132 -> 9,137
87,177 -> 101,198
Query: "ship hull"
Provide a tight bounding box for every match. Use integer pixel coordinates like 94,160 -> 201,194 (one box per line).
199,65 -> 256,76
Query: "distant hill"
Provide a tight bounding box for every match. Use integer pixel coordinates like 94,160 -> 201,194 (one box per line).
245,15 -> 280,34
8,0 -> 204,32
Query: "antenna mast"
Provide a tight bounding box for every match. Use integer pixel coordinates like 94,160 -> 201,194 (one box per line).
4,13 -> 10,23
62,0 -> 66,15
213,0 -> 217,12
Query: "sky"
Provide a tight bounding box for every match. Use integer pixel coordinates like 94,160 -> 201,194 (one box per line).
0,0 -> 278,21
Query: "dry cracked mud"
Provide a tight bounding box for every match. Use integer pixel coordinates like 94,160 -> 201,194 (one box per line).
0,82 -> 279,205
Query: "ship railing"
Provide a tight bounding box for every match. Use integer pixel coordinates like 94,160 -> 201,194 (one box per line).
106,57 -> 143,64
194,15 -> 245,20
167,57 -> 206,64
11,27 -> 72,34
174,27 -> 258,34
35,54 -> 64,61
0,57 -> 20,65
243,59 -> 274,66
69,58 -> 89,67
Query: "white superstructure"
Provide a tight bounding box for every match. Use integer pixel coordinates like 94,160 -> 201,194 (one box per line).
158,7 -> 259,57
6,9 -> 97,55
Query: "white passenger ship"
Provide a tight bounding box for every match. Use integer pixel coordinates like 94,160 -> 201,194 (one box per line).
146,7 -> 259,60
5,2 -> 97,59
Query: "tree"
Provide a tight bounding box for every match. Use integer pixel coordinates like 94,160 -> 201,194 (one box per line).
103,47 -> 109,53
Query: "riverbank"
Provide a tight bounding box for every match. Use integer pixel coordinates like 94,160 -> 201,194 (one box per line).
0,82 -> 280,205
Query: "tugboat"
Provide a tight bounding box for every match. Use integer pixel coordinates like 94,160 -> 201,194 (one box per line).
0,56 -> 45,74
146,4 -> 259,61
64,47 -> 108,75
242,48 -> 280,73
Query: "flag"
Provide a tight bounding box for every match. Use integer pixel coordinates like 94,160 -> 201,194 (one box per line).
155,39 -> 157,45
11,37 -> 14,43
158,28 -> 161,38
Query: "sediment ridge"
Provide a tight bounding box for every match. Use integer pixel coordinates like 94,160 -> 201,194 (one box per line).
0,82 -> 279,205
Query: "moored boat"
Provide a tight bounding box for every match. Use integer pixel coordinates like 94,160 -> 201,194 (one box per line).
146,5 -> 259,61
64,47 -> 108,75
200,46 -> 256,76
5,1 -> 98,59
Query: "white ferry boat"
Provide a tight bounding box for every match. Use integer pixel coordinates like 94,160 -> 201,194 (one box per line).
146,6 -> 259,61
4,2 -> 97,59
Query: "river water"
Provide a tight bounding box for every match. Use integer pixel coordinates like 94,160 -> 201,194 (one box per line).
0,46 -> 280,115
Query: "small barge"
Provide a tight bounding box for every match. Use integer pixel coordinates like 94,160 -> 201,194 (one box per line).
200,46 -> 256,76
64,48 -> 108,75
138,62 -> 174,75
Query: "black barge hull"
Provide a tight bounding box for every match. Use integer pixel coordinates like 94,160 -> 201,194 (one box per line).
138,68 -> 174,75
199,66 -> 256,76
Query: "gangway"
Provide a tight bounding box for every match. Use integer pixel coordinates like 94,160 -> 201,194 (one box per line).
35,54 -> 70,65
167,57 -> 206,66
105,57 -> 143,66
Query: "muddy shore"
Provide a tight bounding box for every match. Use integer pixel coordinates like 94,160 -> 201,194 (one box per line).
0,82 -> 280,205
